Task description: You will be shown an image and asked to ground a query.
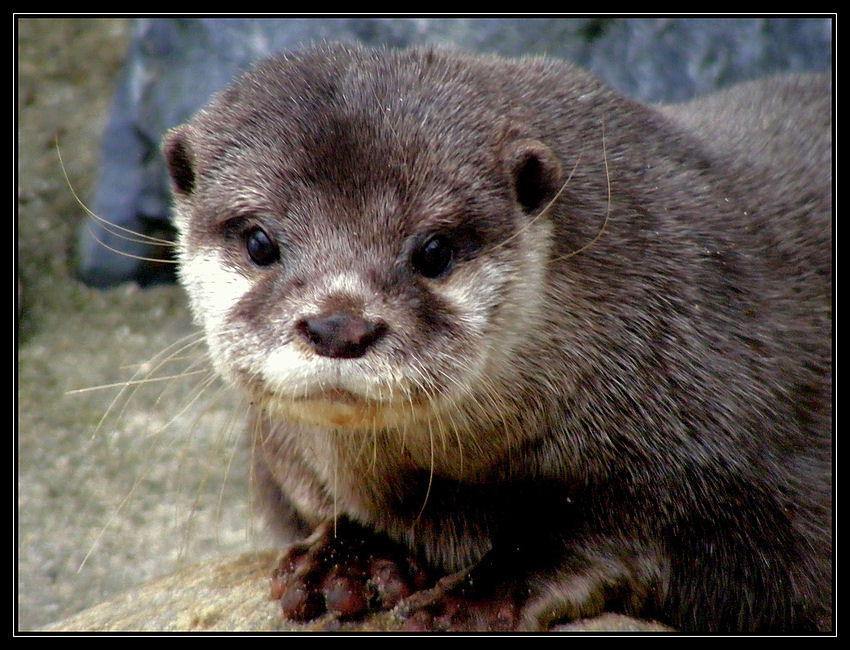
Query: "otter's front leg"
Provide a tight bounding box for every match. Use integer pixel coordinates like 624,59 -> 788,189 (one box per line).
271,518 -> 437,623
271,520 -> 529,632
396,536 -> 665,632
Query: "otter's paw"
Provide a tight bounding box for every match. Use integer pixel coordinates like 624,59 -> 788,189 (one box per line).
397,566 -> 526,632
270,519 -> 435,622
396,541 -> 662,632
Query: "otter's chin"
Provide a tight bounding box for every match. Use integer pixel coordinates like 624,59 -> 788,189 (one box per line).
258,389 -> 431,431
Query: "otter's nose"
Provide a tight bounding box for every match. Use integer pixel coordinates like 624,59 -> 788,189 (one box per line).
296,312 -> 388,359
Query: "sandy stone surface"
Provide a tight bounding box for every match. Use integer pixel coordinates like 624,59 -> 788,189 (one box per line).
17,18 -> 257,632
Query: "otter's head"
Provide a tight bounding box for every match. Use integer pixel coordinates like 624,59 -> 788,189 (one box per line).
163,44 -> 563,441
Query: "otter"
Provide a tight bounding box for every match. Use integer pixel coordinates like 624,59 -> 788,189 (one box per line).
162,43 -> 832,632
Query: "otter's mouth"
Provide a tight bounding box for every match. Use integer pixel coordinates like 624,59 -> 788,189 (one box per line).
253,383 -> 433,430
295,388 -> 366,406
281,381 -> 430,409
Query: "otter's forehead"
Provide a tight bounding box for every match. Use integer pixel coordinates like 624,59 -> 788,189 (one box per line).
191,45 -> 509,182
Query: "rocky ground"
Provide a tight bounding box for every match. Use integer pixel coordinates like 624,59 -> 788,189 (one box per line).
17,18 -> 257,632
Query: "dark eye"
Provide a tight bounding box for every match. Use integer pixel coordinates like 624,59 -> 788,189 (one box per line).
412,234 -> 453,278
245,226 -> 279,266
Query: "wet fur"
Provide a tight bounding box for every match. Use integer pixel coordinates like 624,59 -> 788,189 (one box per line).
163,44 -> 832,632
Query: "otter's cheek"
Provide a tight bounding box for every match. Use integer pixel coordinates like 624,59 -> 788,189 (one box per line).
178,247 -> 252,376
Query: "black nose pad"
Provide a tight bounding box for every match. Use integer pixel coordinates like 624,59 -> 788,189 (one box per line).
296,312 -> 388,359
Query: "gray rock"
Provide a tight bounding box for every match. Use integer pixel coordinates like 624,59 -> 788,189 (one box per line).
76,16 -> 832,286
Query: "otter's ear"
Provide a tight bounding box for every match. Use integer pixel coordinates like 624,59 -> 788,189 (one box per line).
505,139 -> 563,214
163,125 -> 197,196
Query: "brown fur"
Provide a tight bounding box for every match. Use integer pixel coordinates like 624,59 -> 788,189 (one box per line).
163,43 -> 832,632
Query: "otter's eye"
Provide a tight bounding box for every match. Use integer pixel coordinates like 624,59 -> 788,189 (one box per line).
245,226 -> 279,266
412,234 -> 453,279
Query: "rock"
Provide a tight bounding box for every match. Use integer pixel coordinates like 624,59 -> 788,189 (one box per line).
43,550 -> 671,633
44,551 -> 291,632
